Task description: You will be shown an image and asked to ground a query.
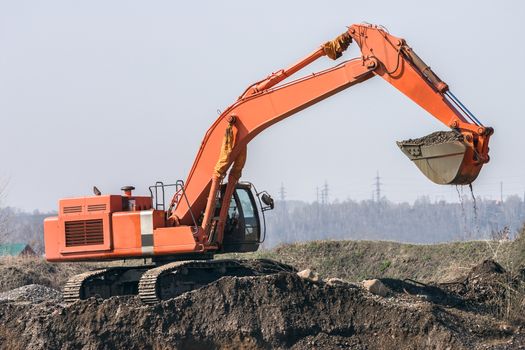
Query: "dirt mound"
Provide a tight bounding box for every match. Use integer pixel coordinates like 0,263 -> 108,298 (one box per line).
438,260 -> 525,325
398,131 -> 463,146
0,257 -> 524,349
0,269 -> 520,350
443,259 -> 510,305
0,257 -> 91,292
471,260 -> 506,275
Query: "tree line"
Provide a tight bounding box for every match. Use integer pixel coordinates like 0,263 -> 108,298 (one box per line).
1,195 -> 524,254
263,195 -> 525,248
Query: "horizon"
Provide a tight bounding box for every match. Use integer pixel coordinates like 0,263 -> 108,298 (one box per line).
3,185 -> 524,214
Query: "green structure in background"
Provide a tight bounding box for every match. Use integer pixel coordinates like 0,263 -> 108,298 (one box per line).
0,243 -> 36,257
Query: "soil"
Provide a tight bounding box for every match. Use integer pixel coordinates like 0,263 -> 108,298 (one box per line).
0,257 -> 92,293
398,131 -> 464,146
440,260 -> 525,325
0,259 -> 524,349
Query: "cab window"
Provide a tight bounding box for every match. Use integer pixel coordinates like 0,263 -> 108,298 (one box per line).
236,188 -> 259,241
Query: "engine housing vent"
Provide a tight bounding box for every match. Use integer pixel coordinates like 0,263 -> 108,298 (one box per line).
63,206 -> 82,214
87,204 -> 107,212
65,219 -> 104,247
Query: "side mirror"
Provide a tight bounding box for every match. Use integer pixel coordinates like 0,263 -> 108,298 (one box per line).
260,192 -> 274,211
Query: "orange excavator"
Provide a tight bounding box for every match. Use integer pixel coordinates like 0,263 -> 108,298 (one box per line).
44,23 -> 493,303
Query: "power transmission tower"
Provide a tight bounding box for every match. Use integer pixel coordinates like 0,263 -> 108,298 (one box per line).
279,183 -> 287,213
279,183 -> 286,201
321,180 -> 329,205
374,171 -> 382,202
315,186 -> 320,222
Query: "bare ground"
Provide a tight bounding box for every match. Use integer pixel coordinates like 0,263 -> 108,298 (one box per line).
0,237 -> 524,349
0,256 -> 94,293
0,268 -> 522,350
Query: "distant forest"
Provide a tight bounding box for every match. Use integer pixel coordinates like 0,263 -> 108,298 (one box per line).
263,195 -> 525,248
1,195 -> 524,254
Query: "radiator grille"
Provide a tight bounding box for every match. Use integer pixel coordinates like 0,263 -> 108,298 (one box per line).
87,204 -> 107,212
65,219 -> 104,247
63,206 -> 82,214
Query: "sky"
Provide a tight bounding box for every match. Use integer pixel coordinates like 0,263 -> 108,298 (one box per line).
0,0 -> 524,212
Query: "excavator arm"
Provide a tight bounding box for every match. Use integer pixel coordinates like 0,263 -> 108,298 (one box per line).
349,24 -> 492,185
172,23 -> 492,236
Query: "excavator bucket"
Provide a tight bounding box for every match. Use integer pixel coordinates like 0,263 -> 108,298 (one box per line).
397,131 -> 482,185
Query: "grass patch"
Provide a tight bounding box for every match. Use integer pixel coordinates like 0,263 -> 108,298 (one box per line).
224,235 -> 522,283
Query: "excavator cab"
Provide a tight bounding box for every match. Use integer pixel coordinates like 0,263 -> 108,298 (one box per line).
219,182 -> 269,253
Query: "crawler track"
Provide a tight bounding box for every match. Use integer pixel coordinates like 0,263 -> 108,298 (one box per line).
138,259 -> 296,304
63,259 -> 295,304
63,269 -> 109,304
138,261 -> 189,304
63,266 -> 150,304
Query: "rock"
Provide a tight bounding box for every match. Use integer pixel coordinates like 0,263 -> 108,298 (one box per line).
326,277 -> 346,286
470,259 -> 505,276
297,269 -> 320,282
362,279 -> 389,297
0,284 -> 62,304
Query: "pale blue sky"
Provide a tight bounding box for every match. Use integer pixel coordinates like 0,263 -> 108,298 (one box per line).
0,0 -> 523,211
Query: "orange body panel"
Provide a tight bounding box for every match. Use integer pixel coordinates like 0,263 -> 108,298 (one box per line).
44,217 -> 60,260
153,227 -> 201,254
57,195 -> 119,254
45,193 -> 207,262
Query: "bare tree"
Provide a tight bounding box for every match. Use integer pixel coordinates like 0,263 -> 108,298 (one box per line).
0,180 -> 10,243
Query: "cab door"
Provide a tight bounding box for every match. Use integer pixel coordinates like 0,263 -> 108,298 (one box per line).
221,184 -> 261,253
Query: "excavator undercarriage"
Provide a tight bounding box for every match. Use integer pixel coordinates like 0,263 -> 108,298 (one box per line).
63,259 -> 296,304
